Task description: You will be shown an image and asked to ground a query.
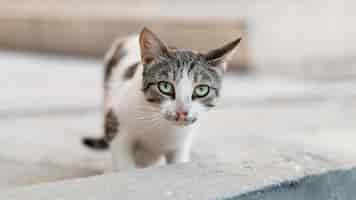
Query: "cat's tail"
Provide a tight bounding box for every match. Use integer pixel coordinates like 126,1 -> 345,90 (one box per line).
82,137 -> 109,150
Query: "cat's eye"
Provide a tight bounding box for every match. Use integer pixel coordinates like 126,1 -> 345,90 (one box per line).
193,85 -> 210,98
157,81 -> 175,97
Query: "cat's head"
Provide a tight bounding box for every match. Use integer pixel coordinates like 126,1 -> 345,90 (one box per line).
139,27 -> 241,126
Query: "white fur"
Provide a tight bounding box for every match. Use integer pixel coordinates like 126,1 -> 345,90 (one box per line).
106,36 -> 196,171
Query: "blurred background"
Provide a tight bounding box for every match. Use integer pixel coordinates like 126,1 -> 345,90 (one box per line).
0,0 -> 355,189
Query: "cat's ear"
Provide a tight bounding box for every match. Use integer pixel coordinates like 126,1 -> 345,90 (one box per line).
139,27 -> 169,65
203,37 -> 241,71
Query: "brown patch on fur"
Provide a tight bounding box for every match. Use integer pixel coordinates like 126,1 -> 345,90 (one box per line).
81,109 -> 119,150
104,42 -> 126,83
104,109 -> 120,142
123,62 -> 140,80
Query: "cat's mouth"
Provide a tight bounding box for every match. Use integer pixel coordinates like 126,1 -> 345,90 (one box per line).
173,119 -> 196,126
164,112 -> 197,126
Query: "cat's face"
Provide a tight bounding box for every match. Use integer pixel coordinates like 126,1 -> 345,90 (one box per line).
139,28 -> 241,126
141,51 -> 222,126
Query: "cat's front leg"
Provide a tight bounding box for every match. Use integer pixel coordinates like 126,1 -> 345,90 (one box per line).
165,133 -> 194,164
165,147 -> 191,164
110,132 -> 136,172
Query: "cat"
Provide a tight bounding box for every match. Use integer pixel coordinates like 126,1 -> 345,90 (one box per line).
83,27 -> 241,171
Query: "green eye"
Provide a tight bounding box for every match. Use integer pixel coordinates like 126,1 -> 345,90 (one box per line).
158,81 -> 174,96
194,85 -> 210,98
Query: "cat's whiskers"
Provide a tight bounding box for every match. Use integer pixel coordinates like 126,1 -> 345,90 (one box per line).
136,105 -> 161,112
133,105 -> 164,129
134,104 -> 161,114
136,115 -> 163,129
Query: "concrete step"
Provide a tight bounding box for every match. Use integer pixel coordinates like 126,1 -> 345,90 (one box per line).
0,1 -> 248,70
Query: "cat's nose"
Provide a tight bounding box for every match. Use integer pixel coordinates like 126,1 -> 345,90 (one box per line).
176,111 -> 188,120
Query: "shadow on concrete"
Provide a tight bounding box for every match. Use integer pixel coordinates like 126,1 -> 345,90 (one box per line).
224,167 -> 356,200
0,106 -> 99,120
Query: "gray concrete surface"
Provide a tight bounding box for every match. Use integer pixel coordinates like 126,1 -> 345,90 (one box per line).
0,51 -> 355,195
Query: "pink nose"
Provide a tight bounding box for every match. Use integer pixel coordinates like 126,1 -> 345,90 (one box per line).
176,112 -> 188,120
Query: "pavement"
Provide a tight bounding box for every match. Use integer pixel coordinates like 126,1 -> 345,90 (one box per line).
0,50 -> 355,191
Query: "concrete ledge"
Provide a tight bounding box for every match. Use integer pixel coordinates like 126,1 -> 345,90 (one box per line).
0,161 -> 354,199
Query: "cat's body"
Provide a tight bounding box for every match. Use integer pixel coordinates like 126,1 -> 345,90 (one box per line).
83,28 -> 241,172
